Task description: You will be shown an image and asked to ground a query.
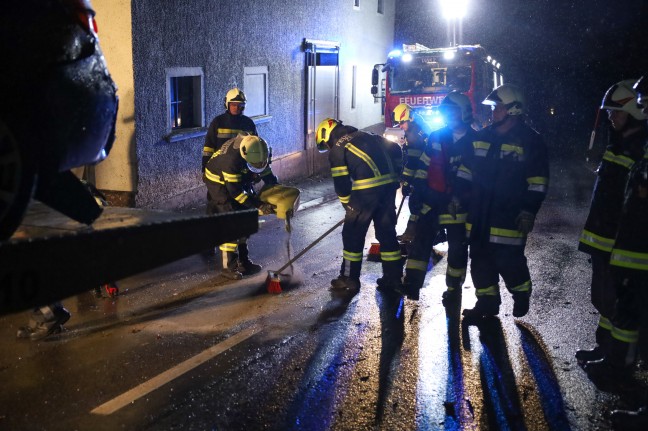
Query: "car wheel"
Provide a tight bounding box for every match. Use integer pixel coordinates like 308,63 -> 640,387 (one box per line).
0,119 -> 36,240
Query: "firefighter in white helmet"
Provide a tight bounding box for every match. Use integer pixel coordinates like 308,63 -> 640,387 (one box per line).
605,74 -> 648,431
454,83 -> 549,319
576,80 -> 648,367
316,118 -> 403,292
401,91 -> 476,301
203,88 -> 257,171
577,80 -> 648,385
391,103 -> 429,242
204,133 -> 277,280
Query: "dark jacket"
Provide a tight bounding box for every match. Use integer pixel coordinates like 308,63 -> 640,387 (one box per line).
327,126 -> 403,206
203,135 -> 276,209
610,150 -> 648,273
203,111 -> 257,169
579,125 -> 647,257
456,120 -> 549,246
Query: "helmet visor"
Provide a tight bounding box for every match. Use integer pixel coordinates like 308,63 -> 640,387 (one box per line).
247,160 -> 267,173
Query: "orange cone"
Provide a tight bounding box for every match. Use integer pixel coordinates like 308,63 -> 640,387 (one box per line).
266,272 -> 283,294
367,242 -> 381,262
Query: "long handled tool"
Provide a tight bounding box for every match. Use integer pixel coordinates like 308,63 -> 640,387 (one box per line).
368,194 -> 407,261
266,218 -> 345,293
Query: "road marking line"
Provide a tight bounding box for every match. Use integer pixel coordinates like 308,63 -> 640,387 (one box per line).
91,325 -> 260,415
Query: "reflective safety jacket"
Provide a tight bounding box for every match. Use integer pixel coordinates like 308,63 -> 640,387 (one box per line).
610,151 -> 648,272
579,127 -> 647,257
203,134 -> 277,208
455,121 -> 549,246
328,126 -> 403,206
401,120 -> 428,185
203,111 -> 257,169
413,126 -> 476,224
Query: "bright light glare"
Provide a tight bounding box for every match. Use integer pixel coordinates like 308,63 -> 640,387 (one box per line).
388,49 -> 402,58
440,0 -> 469,19
402,53 -> 413,62
443,51 -> 456,60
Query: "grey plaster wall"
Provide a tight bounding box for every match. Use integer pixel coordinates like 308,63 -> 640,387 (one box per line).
131,0 -> 395,208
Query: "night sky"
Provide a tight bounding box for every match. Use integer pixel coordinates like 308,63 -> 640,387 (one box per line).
395,0 -> 648,154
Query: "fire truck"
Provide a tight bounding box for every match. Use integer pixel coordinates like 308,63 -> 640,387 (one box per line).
371,44 -> 505,141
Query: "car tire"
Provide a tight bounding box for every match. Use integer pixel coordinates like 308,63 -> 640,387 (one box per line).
0,119 -> 36,240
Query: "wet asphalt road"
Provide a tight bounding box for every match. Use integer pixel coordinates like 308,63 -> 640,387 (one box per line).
0,159 -> 644,430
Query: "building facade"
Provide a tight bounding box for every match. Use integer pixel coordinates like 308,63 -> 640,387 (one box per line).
92,0 -> 395,209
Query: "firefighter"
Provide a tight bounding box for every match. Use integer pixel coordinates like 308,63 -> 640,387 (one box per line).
203,88 -> 257,171
455,84 -> 549,319
576,80 -> 648,365
315,118 -> 403,292
204,133 -> 277,280
392,103 -> 429,242
589,77 -> 648,430
401,91 -> 476,301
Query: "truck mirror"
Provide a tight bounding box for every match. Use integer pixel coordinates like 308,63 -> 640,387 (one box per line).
372,68 -> 379,86
371,85 -> 378,95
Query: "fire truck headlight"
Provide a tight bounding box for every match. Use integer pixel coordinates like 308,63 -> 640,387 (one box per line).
443,51 -> 456,60
402,53 -> 413,63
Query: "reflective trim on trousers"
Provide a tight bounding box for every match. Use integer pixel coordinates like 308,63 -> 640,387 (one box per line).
510,280 -> 531,293
406,259 -> 428,271
476,285 -> 498,297
611,325 -> 639,344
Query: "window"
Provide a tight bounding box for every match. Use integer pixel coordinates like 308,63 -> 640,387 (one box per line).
353,0 -> 360,9
244,66 -> 270,120
377,0 -> 384,14
166,67 -> 204,133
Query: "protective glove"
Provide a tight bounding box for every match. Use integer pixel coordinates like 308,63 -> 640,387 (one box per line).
447,196 -> 461,220
401,182 -> 413,197
258,203 -> 276,215
515,210 -> 536,234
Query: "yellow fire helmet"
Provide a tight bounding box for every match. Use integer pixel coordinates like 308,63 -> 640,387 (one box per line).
315,118 -> 340,152
224,87 -> 247,109
392,103 -> 413,125
239,135 -> 269,173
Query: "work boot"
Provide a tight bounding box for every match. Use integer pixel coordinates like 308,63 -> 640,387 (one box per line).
220,268 -> 243,280
512,292 -> 531,317
237,259 -> 262,276
376,276 -> 404,294
395,281 -> 420,300
330,276 -> 360,292
442,288 -> 461,306
17,306 -> 71,341
462,297 -> 500,321
610,406 -> 648,430
575,346 -> 605,365
584,358 -> 635,392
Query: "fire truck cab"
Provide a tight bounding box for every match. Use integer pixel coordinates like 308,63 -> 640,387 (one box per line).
371,44 -> 505,142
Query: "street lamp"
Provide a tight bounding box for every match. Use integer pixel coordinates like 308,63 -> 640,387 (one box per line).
440,0 -> 469,46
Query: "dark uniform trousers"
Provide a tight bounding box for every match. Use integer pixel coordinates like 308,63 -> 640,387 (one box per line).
442,216 -> 469,290
469,240 -> 531,306
341,187 -> 401,280
404,208 -> 439,290
206,193 -> 251,269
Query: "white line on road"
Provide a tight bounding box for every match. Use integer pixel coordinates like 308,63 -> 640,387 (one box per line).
91,325 -> 260,415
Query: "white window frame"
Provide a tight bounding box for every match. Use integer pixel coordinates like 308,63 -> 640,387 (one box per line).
165,67 -> 205,142
244,66 -> 271,123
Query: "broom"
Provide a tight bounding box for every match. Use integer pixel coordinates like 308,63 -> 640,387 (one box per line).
266,218 -> 345,293
367,194 -> 406,262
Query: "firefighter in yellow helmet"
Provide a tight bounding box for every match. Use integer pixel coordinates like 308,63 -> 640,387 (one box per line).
316,118 -> 404,292
392,103 -> 429,242
203,88 -> 257,171
204,133 -> 277,280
